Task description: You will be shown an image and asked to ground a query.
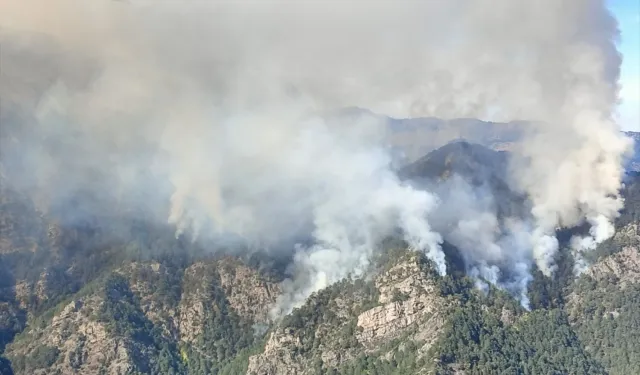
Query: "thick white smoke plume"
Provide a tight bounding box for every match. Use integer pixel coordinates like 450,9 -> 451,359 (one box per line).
425,173 -> 535,307
570,214 -> 617,275
0,0 -> 630,313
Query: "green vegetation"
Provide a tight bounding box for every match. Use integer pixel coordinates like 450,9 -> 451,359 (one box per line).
571,275 -> 640,375
9,345 -> 59,373
280,278 -> 377,354
390,289 -> 410,303
178,263 -> 257,375
1,236 -> 633,375
335,333 -> 426,375
217,339 -> 267,375
3,177 -> 640,374
98,273 -> 185,375
324,264 -> 606,375
432,305 -> 605,374
0,304 -> 25,353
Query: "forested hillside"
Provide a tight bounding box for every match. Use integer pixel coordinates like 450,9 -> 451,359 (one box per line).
0,143 -> 640,375
1,0 -> 637,372
1,143 -> 640,375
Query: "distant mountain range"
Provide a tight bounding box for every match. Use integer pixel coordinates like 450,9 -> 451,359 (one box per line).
332,107 -> 640,172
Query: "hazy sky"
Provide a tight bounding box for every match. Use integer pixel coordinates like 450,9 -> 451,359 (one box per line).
610,0 -> 640,131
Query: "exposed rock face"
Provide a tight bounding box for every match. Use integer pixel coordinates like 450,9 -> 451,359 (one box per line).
247,252 -> 450,375
585,247 -> 640,286
217,258 -> 282,323
611,223 -> 640,246
6,297 -> 136,375
177,259 -> 280,346
2,256 -> 284,375
566,243 -> 640,326
357,257 -> 447,348
13,281 -> 32,310
177,262 -> 212,345
247,329 -> 305,375
356,298 -> 441,343
500,307 -> 516,326
11,270 -> 68,314
34,270 -> 58,304
121,262 -> 180,340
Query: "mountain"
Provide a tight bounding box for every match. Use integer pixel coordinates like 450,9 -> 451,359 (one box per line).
1,142 -> 640,374
398,140 -> 509,182
332,107 -> 640,172
398,140 -> 530,239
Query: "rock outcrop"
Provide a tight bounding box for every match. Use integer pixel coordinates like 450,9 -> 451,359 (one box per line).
585,247 -> 640,286
6,297 -> 137,375
356,256 -> 448,349
3,256 -> 284,375
247,252 -> 450,375
247,329 -> 306,375
177,259 -> 280,346
217,258 -> 282,323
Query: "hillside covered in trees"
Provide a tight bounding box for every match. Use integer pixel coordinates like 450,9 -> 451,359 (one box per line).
0,142 -> 640,375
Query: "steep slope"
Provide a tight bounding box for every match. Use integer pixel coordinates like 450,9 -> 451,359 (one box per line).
398,140 -> 528,221
246,248 -> 604,375
1,239 -> 606,375
2,142 -> 640,374
542,174 -> 640,375
563,176 -> 640,375
566,244 -> 640,375
3,258 -> 280,375
247,250 -> 451,375
398,140 -> 509,183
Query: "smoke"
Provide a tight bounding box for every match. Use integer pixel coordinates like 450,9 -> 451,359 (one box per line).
570,214 -> 616,275
424,174 -> 535,307
504,2 -> 633,274
0,0 -> 630,313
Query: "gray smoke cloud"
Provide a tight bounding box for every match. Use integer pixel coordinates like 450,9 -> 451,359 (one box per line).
0,0 -> 630,312
424,174 -> 534,307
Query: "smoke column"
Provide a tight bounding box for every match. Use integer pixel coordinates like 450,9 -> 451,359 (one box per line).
506,1 -> 632,275
0,0 -> 630,312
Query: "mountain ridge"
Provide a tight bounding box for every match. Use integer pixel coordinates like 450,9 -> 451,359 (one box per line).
0,140 -> 639,374
331,107 -> 640,171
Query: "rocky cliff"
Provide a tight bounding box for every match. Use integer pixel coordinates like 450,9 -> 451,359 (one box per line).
246,252 -> 452,375
3,256 -> 282,375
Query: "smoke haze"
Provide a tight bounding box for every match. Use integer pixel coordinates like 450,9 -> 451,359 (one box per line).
0,0 -> 631,312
